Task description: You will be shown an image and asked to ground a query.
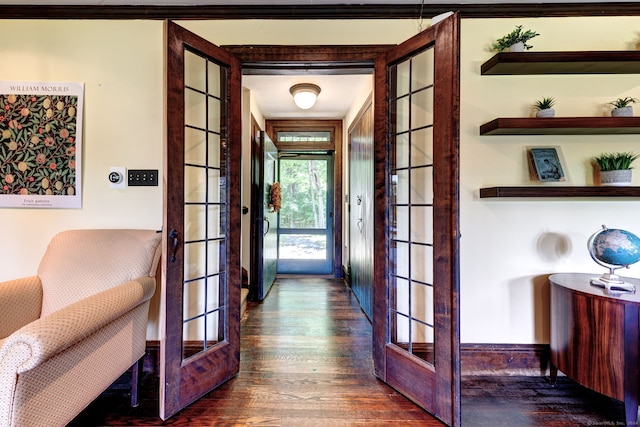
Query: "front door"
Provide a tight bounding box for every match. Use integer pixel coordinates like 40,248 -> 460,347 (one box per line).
254,131 -> 278,300
161,21 -> 242,420
277,153 -> 334,275
373,13 -> 461,426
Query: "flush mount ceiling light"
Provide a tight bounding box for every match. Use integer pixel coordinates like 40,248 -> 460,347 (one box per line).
290,83 -> 321,110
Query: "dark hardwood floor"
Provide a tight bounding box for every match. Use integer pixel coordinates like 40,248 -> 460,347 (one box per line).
70,278 -> 626,426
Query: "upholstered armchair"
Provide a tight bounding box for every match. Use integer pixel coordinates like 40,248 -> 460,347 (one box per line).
0,229 -> 161,427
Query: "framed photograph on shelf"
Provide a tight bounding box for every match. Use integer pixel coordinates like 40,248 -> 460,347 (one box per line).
527,146 -> 568,183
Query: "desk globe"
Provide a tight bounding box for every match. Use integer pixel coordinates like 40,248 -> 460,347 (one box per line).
588,225 -> 640,292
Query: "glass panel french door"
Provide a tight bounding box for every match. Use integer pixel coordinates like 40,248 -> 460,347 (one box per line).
277,154 -> 334,275
373,12 -> 460,427
161,21 -> 242,420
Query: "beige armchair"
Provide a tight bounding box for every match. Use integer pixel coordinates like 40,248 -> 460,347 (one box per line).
0,229 -> 161,427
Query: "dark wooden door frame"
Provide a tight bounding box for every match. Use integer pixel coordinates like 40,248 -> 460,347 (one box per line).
228,45 -> 396,282
223,45 -> 394,75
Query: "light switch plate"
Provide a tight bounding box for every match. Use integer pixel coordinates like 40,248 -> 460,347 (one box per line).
128,169 -> 159,186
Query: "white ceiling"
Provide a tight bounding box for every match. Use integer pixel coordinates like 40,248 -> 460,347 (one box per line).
243,74 -> 372,120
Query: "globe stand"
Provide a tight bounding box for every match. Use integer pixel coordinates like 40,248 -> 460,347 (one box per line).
589,268 -> 636,293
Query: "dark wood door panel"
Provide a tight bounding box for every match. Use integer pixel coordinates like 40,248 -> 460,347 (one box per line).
373,12 -> 460,427
161,20 -> 242,420
348,96 -> 374,319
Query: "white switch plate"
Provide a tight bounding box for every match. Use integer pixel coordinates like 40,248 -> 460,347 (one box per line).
109,166 -> 126,189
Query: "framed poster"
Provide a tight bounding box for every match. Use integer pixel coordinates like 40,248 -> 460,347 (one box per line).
528,146 -> 567,183
0,81 -> 84,208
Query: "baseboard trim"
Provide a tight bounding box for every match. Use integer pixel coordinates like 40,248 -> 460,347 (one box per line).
145,340 -> 160,374
461,343 -> 550,376
144,341 -> 551,377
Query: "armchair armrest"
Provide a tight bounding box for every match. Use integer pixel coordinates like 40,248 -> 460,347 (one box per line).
0,276 -> 42,339
0,276 -> 155,374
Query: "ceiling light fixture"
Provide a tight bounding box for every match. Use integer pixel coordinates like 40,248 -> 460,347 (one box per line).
290,83 -> 321,110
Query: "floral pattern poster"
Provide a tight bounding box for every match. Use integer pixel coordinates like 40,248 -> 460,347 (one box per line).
0,81 -> 84,208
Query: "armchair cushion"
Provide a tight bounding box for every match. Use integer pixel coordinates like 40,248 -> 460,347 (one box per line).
38,229 -> 161,317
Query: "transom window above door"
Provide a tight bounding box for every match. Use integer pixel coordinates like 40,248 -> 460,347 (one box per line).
266,119 -> 338,151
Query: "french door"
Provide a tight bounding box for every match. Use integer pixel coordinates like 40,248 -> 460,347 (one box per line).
161,21 -> 242,420
160,16 -> 459,423
373,12 -> 460,427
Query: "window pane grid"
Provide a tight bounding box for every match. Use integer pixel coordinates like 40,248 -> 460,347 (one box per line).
182,48 -> 229,360
388,46 -> 436,365
184,305 -> 224,324
390,309 -> 433,329
183,270 -> 225,284
184,85 -> 222,102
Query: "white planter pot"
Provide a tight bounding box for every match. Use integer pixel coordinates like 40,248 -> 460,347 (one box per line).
509,42 -> 525,53
611,106 -> 633,117
536,108 -> 555,118
600,169 -> 632,186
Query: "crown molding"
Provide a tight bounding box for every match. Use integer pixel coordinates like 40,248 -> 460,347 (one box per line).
0,3 -> 639,20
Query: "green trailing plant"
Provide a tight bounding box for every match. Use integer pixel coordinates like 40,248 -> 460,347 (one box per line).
492,25 -> 540,51
593,152 -> 639,171
608,97 -> 639,109
534,97 -> 556,111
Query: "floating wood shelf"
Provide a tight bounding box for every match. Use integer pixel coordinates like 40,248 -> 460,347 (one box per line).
481,51 -> 640,75
480,186 -> 640,198
479,117 -> 640,135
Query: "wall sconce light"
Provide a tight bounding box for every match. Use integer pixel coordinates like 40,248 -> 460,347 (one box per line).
290,83 -> 321,110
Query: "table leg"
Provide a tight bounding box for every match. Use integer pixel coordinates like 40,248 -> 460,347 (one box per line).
549,364 -> 558,387
623,305 -> 639,426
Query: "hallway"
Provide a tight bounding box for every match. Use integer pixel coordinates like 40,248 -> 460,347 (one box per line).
70,278 -> 444,426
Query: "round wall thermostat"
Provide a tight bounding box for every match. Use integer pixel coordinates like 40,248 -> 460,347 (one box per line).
109,171 -> 123,184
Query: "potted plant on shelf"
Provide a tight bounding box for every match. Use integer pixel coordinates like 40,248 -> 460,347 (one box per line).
593,151 -> 639,186
608,97 -> 638,117
492,25 -> 540,52
534,96 -> 556,118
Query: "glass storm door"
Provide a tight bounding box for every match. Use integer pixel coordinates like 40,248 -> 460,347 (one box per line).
373,13 -> 460,427
161,21 -> 242,420
277,154 -> 334,275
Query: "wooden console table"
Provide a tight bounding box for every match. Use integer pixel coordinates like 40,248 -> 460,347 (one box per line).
550,273 -> 640,425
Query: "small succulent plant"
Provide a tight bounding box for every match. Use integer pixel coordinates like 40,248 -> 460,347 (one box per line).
492,25 -> 540,51
608,97 -> 639,109
593,152 -> 639,171
534,97 -> 556,111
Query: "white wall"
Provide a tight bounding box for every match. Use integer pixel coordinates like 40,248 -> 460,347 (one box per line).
0,19 -> 415,340
460,17 -> 640,344
0,20 -> 163,276
2,16 -> 639,346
